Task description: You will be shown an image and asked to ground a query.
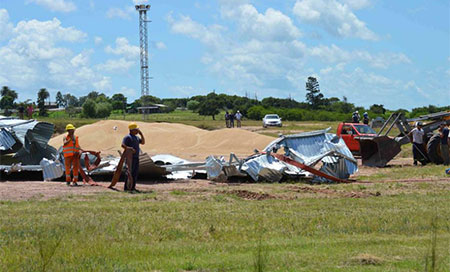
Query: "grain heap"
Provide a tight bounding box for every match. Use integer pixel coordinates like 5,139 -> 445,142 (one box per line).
49,120 -> 275,159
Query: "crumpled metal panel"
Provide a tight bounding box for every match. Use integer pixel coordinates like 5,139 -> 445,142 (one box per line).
241,154 -> 287,182
0,129 -> 16,151
40,158 -> 64,180
0,118 -> 57,165
205,156 -> 226,181
263,128 -> 357,177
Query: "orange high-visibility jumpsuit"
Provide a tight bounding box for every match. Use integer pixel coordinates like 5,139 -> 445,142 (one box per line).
63,135 -> 81,182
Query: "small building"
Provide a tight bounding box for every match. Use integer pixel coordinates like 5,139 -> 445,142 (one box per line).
137,104 -> 167,114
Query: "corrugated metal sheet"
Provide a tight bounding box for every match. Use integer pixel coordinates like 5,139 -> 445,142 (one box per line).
40,158 -> 64,180
0,129 -> 16,150
0,118 -> 57,165
263,128 -> 357,176
241,154 -> 287,182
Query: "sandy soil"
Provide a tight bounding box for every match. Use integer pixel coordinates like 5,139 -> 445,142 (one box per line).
49,120 -> 275,160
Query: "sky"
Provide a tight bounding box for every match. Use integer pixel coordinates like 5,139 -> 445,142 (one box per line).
0,0 -> 448,109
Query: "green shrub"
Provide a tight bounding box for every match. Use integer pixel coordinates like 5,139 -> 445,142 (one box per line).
82,99 -> 96,118
96,102 -> 112,118
187,100 -> 200,112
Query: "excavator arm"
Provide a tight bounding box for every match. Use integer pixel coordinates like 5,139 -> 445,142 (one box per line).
359,111 -> 450,167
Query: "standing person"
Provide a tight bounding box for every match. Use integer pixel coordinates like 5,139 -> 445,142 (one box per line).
62,124 -> 82,186
352,111 -> 360,123
18,105 -> 25,119
224,111 -> 230,128
408,122 -> 428,166
27,104 -> 33,119
229,112 -> 235,128
363,112 -> 369,125
439,123 -> 449,165
122,122 -> 145,192
235,110 -> 242,128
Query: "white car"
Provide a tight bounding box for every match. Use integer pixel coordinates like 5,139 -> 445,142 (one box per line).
262,114 -> 282,128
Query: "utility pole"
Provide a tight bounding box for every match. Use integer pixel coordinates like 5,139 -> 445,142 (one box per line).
135,4 -> 151,119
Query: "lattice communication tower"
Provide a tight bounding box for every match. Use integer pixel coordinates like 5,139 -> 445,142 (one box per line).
135,4 -> 151,98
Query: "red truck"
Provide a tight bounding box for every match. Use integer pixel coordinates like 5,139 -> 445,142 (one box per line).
336,123 -> 377,155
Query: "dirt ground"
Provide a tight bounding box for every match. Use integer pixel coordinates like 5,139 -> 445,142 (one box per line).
1,156 -> 448,202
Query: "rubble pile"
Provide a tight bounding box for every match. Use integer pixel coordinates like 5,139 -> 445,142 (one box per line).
1,118 -> 358,184
0,116 -> 57,170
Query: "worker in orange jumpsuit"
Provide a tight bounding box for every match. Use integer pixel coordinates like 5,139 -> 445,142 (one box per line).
62,124 -> 83,186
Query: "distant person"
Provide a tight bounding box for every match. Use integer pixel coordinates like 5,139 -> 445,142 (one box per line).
439,123 -> 449,165
408,122 -> 428,166
18,105 -> 25,119
229,112 -> 235,128
352,111 -> 360,123
225,111 -> 230,128
235,110 -> 242,128
27,105 -> 33,119
122,122 -> 145,192
62,124 -> 83,186
363,112 -> 369,125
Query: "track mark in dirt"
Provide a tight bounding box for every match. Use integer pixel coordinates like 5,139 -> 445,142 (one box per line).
225,189 -> 276,200
288,185 -> 381,198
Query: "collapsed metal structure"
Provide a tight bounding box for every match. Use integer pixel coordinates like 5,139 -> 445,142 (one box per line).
0,115 -> 357,184
0,116 -> 57,166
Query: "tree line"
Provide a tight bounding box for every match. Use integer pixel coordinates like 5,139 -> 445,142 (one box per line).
1,76 -> 448,121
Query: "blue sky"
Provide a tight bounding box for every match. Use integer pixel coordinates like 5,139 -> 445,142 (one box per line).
0,0 -> 448,109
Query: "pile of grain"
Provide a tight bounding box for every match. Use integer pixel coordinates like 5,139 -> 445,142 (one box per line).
49,120 -> 275,159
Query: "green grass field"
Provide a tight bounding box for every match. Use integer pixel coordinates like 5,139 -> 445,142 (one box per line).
1,178 -> 449,271
4,110 -> 448,271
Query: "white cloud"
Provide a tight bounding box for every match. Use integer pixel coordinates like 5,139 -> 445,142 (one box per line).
155,41 -> 166,50
168,14 -> 226,51
132,0 -> 149,4
93,76 -> 112,91
168,5 -> 307,88
0,9 -> 13,41
119,86 -> 137,96
97,58 -> 135,74
320,66 -> 333,75
169,85 -> 197,96
293,0 -> 377,40
26,0 -> 77,13
221,4 -> 302,41
342,0 -> 371,10
0,11 -> 111,98
308,44 -> 411,68
70,50 -> 91,67
106,6 -> 135,20
105,37 -> 140,59
94,36 -> 103,45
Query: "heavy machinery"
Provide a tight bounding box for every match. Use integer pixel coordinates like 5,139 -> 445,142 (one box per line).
339,111 -> 450,167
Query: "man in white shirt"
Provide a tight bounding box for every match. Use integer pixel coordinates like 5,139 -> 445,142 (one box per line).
408,122 -> 428,165
235,110 -> 242,128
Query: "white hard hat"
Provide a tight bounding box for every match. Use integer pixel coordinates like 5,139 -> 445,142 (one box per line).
356,110 -> 359,113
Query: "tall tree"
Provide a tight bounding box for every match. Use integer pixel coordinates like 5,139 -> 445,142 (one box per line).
198,92 -> 222,120
370,104 -> 386,114
55,91 -> 66,108
111,93 -> 127,111
63,93 -> 79,107
0,86 -> 18,115
305,76 -> 324,109
37,88 -> 49,116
